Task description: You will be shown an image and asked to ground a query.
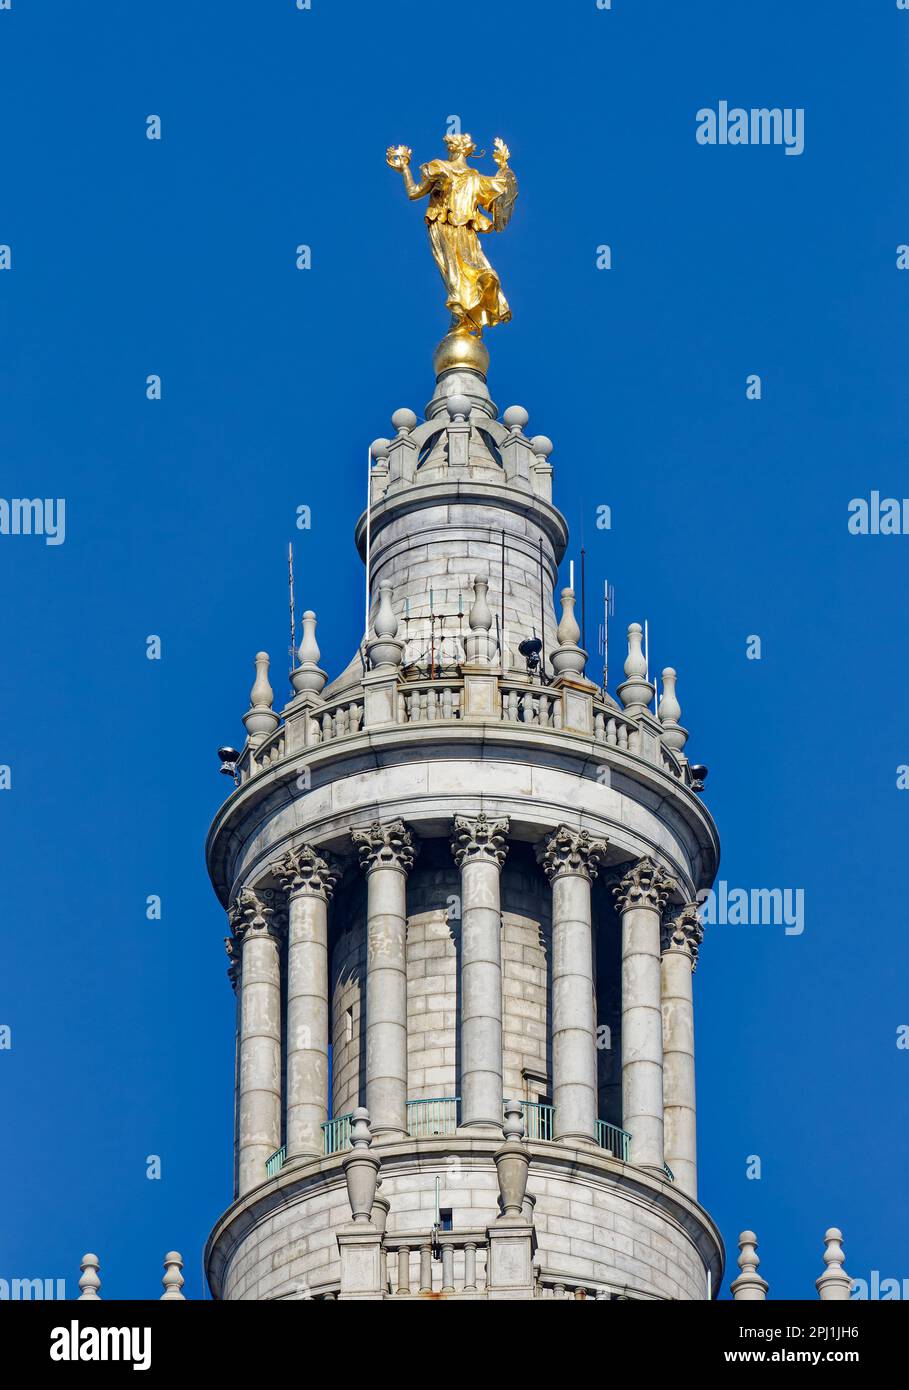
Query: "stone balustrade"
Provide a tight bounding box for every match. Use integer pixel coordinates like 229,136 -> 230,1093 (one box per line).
233,672 -> 693,788
385,1230 -> 489,1297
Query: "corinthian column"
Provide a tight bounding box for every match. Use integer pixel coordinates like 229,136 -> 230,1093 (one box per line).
351,820 -> 416,1138
273,844 -> 340,1160
451,813 -> 509,1130
229,887 -> 284,1196
613,857 -> 673,1173
539,827 -> 608,1144
661,902 -> 702,1198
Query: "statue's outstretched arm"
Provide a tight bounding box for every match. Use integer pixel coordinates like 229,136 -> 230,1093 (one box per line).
386,144 -> 432,200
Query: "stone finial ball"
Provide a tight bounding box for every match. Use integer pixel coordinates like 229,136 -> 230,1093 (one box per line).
446,394 -> 472,422
391,408 -> 418,434
369,437 -> 390,459
502,405 -> 529,431
530,434 -> 553,458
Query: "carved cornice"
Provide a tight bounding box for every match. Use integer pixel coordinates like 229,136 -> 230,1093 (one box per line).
351,819 -> 417,876
612,856 -> 674,916
272,843 -> 340,901
660,901 -> 703,969
538,826 -> 609,882
451,812 -> 510,870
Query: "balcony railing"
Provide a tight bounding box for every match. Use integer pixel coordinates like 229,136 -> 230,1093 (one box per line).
407,1096 -> 459,1137
321,1113 -> 352,1156
596,1120 -> 631,1160
271,1105 -> 633,1174
520,1100 -> 554,1141
265,1145 -> 286,1177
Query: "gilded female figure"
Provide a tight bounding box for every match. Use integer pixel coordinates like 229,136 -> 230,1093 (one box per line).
386,133 -> 517,337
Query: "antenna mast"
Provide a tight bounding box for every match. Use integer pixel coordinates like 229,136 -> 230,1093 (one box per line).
364,446 -> 373,641
288,542 -> 296,669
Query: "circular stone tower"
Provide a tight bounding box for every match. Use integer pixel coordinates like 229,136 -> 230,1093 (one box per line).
204,341 -> 723,1302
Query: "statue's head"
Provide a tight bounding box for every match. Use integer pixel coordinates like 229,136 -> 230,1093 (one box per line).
444,133 -> 476,159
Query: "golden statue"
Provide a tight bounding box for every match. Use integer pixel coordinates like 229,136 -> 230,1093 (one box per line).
386,133 -> 518,358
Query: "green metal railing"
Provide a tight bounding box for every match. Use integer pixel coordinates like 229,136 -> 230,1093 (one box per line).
519,1100 -> 554,1141
406,1096 -> 459,1137
265,1145 -> 286,1178
321,1113 -> 353,1156
312,1104 -> 634,1166
596,1120 -> 631,1161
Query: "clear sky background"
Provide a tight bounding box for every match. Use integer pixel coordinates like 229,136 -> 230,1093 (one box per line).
1,0 -> 906,1301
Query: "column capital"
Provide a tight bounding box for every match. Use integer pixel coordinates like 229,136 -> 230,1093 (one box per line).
660,901 -> 703,969
538,826 -> 608,882
351,819 -> 417,876
451,812 -> 510,869
272,842 -> 341,901
612,856 -> 674,915
228,886 -> 284,945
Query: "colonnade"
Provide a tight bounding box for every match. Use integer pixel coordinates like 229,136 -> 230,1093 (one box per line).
227,816 -> 703,1201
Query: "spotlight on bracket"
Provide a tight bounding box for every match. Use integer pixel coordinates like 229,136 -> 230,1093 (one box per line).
218,746 -> 241,784
518,636 -> 543,677
689,764 -> 708,792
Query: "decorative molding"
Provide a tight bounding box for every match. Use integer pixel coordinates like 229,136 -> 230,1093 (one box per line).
660,901 -> 703,968
224,935 -> 240,992
351,819 -> 417,876
538,826 -> 608,882
451,812 -> 510,870
272,843 -> 340,901
612,856 -> 674,916
227,886 -> 283,944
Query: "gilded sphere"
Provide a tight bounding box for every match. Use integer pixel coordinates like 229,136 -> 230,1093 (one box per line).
433,331 -> 490,379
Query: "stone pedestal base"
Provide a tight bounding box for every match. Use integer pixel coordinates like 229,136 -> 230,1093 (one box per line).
337,1224 -> 384,1300
485,1221 -> 535,1300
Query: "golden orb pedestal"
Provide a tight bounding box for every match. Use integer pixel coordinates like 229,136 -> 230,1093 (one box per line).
433,330 -> 490,380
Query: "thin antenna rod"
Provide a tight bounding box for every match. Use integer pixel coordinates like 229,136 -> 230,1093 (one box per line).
539,537 -> 545,679
364,446 -> 373,640
580,546 -> 586,652
603,578 -> 609,689
500,528 -> 506,666
288,542 -> 296,669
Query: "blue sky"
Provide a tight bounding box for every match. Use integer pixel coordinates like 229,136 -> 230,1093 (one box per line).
1,0 -> 906,1300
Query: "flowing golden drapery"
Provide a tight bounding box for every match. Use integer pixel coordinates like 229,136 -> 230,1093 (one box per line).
419,160 -> 511,331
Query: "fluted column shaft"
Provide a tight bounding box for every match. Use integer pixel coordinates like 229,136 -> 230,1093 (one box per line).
352,821 -> 416,1137
540,828 -> 608,1144
661,903 -> 702,1197
230,889 -> 283,1196
614,858 -> 672,1172
275,846 -> 340,1159
452,814 -> 509,1130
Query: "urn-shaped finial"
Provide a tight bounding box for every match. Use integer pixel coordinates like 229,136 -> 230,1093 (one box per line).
291,610 -> 328,695
616,623 -> 654,713
366,582 -> 405,672
463,575 -> 497,664
78,1252 -> 101,1300
657,666 -> 689,753
342,1107 -> 381,1223
551,588 -> 587,677
243,652 -> 280,746
161,1251 -> 186,1300
494,1100 -> 531,1220
729,1231 -> 769,1301
816,1228 -> 852,1301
